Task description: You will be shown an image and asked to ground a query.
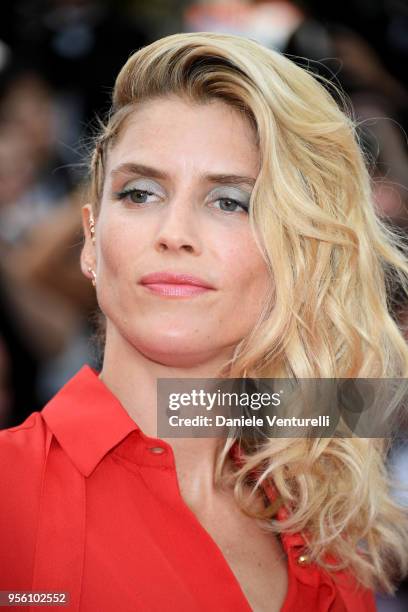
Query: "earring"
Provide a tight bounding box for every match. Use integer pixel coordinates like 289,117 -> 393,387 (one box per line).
89,215 -> 96,244
87,266 -> 96,287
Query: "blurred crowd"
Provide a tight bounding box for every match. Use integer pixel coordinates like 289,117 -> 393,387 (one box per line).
0,1 -> 407,607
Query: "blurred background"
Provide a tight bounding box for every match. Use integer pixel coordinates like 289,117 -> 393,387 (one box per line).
0,1 -> 407,608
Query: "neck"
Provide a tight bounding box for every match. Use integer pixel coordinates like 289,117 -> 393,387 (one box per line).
98,325 -> 237,506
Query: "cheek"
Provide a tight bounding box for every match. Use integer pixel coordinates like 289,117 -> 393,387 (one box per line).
218,234 -> 270,300
98,216 -> 140,277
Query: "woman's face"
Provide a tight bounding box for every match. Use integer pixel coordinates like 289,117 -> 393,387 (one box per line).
82,95 -> 272,367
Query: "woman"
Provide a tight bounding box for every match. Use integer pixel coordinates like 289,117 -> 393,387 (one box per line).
1,32 -> 408,611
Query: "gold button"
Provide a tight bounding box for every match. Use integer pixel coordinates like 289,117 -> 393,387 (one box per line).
297,554 -> 310,566
149,446 -> 165,454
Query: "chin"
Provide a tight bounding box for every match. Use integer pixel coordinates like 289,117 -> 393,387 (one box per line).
131,336 -> 221,368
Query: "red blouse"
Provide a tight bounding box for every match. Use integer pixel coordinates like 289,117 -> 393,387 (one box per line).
0,366 -> 376,611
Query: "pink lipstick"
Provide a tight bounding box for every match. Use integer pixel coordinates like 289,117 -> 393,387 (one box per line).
139,271 -> 215,298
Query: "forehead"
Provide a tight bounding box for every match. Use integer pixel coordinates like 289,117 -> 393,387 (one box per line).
105,95 -> 260,178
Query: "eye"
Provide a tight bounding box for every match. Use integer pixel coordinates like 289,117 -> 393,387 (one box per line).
213,198 -> 249,214
115,188 -> 159,205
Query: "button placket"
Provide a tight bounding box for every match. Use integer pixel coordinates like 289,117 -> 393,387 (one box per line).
148,446 -> 166,455
297,553 -> 311,566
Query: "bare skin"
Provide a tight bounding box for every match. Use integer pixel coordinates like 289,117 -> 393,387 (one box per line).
81,95 -> 286,610
185,482 -> 289,612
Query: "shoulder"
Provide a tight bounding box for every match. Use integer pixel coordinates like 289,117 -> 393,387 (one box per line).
0,411 -> 48,460
0,413 -> 51,583
0,412 -> 49,495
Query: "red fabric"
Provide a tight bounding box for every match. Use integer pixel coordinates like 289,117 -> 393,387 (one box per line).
0,365 -> 377,611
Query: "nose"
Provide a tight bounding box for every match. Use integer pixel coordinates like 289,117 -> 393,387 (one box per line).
154,198 -> 202,255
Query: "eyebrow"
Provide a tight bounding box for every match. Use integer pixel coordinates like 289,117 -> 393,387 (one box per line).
110,162 -> 257,188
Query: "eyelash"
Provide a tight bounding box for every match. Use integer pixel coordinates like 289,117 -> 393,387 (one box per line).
115,188 -> 155,203
114,188 -> 249,214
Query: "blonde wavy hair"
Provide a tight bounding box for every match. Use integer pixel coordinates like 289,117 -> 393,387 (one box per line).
88,32 -> 408,594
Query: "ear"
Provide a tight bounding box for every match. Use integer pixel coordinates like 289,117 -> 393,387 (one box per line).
80,203 -> 96,281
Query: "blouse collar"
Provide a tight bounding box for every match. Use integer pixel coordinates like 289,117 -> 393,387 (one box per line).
41,365 -> 139,477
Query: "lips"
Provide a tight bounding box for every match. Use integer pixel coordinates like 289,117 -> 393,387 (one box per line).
140,272 -> 215,289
